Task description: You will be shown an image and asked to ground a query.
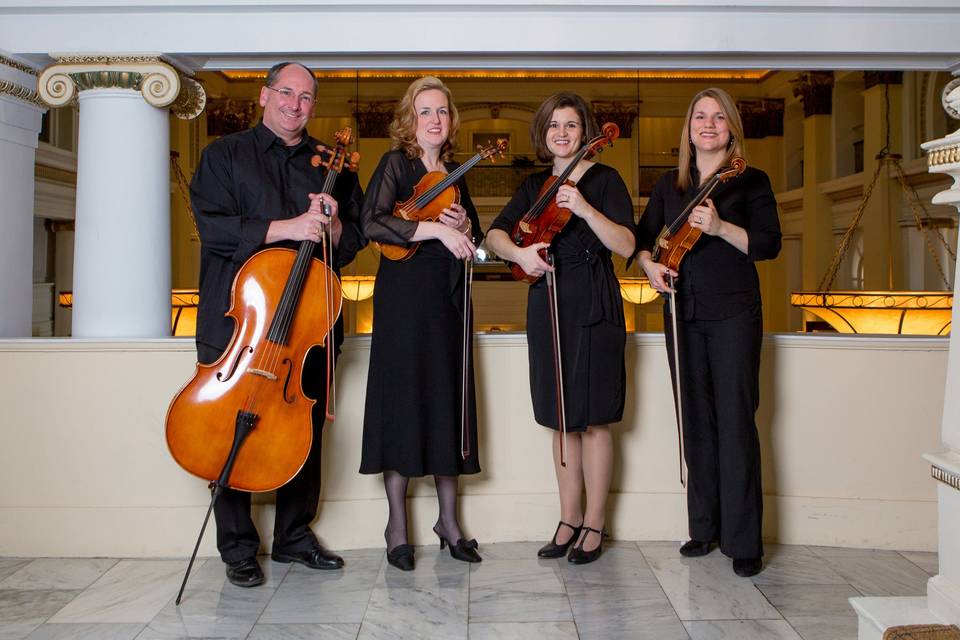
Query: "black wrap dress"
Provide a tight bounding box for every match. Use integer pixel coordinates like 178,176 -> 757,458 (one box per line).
488,163 -> 635,431
359,149 -> 482,477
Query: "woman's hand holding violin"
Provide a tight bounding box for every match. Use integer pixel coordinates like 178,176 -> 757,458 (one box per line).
688,198 -> 720,236
556,184 -> 594,220
513,241 -> 554,278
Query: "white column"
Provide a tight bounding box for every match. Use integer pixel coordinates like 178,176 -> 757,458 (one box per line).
851,76 -> 960,638
0,53 -> 44,337
922,76 -> 960,625
37,57 -> 206,338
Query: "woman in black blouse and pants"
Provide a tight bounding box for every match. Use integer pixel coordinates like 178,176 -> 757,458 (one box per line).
636,88 -> 781,578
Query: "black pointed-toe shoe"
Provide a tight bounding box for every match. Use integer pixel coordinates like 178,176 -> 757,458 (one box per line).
567,526 -> 607,565
387,544 -> 416,571
732,557 -> 763,577
537,520 -> 583,559
679,539 -> 715,558
434,527 -> 481,563
225,557 -> 265,587
272,543 -> 344,570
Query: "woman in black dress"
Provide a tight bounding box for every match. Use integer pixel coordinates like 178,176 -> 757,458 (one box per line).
486,93 -> 635,564
359,76 -> 482,571
636,88 -> 781,578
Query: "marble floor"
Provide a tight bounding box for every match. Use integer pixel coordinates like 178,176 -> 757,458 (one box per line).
0,541 -> 937,640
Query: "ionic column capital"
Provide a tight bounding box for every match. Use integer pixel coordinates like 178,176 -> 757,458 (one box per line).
38,55 -> 205,119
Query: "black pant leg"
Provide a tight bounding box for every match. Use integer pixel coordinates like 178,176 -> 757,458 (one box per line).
272,345 -> 328,553
196,343 -> 262,563
705,304 -> 764,559
665,308 -> 720,543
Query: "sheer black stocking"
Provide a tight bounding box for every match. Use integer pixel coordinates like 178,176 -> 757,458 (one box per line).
383,470 -> 410,551
433,475 -> 464,543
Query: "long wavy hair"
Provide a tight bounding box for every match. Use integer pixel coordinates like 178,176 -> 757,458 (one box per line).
389,76 -> 460,162
676,87 -> 746,192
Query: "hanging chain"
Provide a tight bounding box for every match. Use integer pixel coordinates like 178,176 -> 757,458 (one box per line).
170,152 -> 199,235
818,82 -> 955,291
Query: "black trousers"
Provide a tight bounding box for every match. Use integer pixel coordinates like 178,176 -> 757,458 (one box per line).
663,302 -> 764,559
198,343 -> 330,564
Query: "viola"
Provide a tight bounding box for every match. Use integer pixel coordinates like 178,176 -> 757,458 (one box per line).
377,139 -> 508,261
508,122 -> 620,283
653,157 -> 746,272
165,129 -> 359,605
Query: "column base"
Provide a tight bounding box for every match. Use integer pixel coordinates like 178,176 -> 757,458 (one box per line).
850,596 -> 943,640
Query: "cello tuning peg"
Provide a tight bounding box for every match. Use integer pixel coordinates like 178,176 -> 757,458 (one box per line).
311,155 -> 322,168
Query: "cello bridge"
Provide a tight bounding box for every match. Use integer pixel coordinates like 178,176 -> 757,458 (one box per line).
247,368 -> 278,381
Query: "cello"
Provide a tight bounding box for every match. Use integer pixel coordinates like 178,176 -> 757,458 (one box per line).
165,128 -> 358,604
376,138 -> 508,261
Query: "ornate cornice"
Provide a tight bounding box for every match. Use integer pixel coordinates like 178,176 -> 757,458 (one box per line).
927,143 -> 960,168
0,79 -> 44,107
591,101 -> 640,138
37,56 -> 206,120
350,100 -> 397,138
206,96 -> 257,136
791,71 -> 834,118
863,71 -> 903,91
0,54 -> 37,76
737,98 -> 785,139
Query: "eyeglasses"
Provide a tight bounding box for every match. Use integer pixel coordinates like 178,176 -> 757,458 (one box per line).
265,85 -> 315,106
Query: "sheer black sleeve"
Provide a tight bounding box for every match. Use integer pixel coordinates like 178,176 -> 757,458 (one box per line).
458,174 -> 484,246
360,151 -> 418,244
190,139 -> 269,265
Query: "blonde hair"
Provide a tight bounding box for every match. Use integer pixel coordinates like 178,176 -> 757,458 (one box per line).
389,76 -> 460,162
676,87 -> 746,191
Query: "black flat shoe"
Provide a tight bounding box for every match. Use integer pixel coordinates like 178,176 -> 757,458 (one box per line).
537,520 -> 583,559
679,539 -> 715,558
272,543 -> 344,570
434,527 -> 481,563
733,557 -> 763,577
225,557 -> 264,587
567,526 -> 607,565
387,544 -> 415,571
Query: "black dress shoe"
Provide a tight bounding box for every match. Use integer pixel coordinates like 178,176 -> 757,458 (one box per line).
387,544 -> 415,571
538,520 -> 583,559
679,539 -> 715,557
225,557 -> 264,587
271,543 -> 344,570
733,557 -> 763,577
434,527 -> 481,563
567,526 -> 607,565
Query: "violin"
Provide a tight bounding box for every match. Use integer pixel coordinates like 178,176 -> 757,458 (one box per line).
377,139 -> 508,261
508,122 -> 620,283
653,157 -> 746,272
165,129 -> 359,605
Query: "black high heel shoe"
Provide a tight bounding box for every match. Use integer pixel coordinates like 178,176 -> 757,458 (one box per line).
537,520 -> 583,559
567,526 -> 607,565
433,526 -> 481,563
385,528 -> 415,571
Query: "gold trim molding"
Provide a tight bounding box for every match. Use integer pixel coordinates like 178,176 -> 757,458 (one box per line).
932,464 -> 960,491
0,79 -> 44,107
221,69 -> 771,82
0,54 -> 36,76
928,144 -> 960,168
37,56 -> 206,120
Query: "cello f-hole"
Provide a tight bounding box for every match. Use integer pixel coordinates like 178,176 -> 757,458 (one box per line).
216,345 -> 253,382
281,358 -> 295,404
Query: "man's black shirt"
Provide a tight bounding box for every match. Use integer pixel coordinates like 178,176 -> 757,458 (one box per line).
190,122 -> 365,353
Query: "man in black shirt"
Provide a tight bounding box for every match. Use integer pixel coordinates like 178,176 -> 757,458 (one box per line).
189,61 -> 365,587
